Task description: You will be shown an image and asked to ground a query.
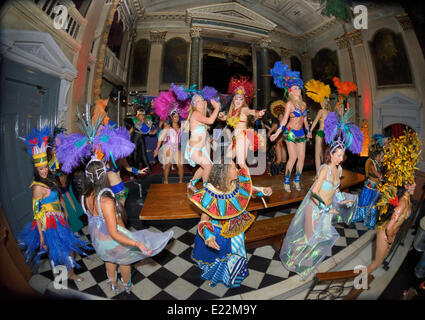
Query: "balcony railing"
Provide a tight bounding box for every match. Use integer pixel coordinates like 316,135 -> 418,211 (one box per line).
104,47 -> 126,83
31,0 -> 87,43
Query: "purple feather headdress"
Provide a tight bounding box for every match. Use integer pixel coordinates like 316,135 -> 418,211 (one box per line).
93,125 -> 135,167
171,83 -> 219,103
153,89 -> 190,121
324,109 -> 363,154
56,110 -> 135,174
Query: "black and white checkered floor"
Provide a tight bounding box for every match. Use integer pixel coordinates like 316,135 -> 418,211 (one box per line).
34,204 -> 370,300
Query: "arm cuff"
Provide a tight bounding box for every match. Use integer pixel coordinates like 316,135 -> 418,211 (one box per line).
198,221 -> 215,241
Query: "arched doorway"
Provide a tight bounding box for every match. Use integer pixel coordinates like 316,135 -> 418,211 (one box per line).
202,39 -> 252,94
384,124 -> 415,139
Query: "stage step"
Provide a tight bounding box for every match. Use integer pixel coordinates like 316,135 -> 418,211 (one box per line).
245,214 -> 295,252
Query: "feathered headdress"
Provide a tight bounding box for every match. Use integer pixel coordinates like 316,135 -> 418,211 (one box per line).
153,89 -> 190,121
270,62 -> 303,97
332,77 -> 357,97
376,129 -> 422,216
25,126 -> 52,168
92,98 -> 109,126
56,111 -> 135,173
304,79 -> 331,103
324,108 -> 363,154
134,94 -> 153,115
227,75 -> 255,106
369,133 -> 388,157
171,83 -> 218,104
270,100 -> 286,119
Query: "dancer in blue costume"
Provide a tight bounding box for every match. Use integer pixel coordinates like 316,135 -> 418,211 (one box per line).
351,136 -> 385,229
280,109 -> 363,279
17,126 -> 91,282
269,62 -> 312,193
190,161 -> 272,288
56,112 -> 173,294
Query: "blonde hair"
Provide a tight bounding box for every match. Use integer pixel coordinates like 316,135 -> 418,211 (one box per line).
227,94 -> 247,119
183,95 -> 206,132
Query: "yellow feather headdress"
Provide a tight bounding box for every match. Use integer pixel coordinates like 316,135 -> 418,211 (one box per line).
305,79 -> 331,103
376,129 -> 422,216
270,100 -> 286,119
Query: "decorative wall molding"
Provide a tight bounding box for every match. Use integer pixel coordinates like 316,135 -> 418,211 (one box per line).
187,2 -> 277,32
280,47 -> 292,58
259,38 -> 271,48
373,92 -> 423,140
190,27 -> 202,38
149,30 -> 167,43
0,29 -> 77,126
395,13 -> 413,31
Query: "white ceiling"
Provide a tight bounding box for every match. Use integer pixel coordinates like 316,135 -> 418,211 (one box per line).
133,0 -> 330,35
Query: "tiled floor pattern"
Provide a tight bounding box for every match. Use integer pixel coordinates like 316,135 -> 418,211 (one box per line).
33,208 -> 370,300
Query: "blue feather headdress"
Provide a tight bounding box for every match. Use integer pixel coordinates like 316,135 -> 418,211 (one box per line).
171,83 -> 219,104
270,62 -> 303,97
56,111 -> 135,174
324,109 -> 363,155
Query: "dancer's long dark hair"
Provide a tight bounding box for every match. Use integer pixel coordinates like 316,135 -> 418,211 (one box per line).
377,186 -> 407,226
33,166 -> 59,192
82,160 -> 127,224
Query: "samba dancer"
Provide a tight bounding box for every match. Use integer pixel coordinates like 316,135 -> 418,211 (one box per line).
279,109 -> 363,279
270,62 -> 311,192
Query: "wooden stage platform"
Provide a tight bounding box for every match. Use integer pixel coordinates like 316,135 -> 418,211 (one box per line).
139,169 -> 365,221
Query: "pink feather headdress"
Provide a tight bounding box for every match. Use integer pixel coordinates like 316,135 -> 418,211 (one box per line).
153,89 -> 190,121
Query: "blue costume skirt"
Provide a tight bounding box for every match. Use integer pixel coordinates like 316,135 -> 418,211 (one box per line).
17,212 -> 91,271
191,225 -> 249,288
352,181 -> 380,229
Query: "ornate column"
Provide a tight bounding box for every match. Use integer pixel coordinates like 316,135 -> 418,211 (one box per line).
300,51 -> 311,81
350,30 -> 373,143
189,27 -> 202,88
280,47 -> 291,66
146,30 -> 167,96
260,38 -> 271,110
251,43 -> 258,108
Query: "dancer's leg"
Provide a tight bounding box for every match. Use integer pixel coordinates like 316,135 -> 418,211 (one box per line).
177,150 -> 184,183
284,141 -> 297,192
190,149 -> 212,184
235,133 -> 249,173
105,262 -> 119,290
367,229 -> 392,274
315,136 -> 323,175
294,142 -> 306,190
119,264 -> 131,285
163,163 -> 171,184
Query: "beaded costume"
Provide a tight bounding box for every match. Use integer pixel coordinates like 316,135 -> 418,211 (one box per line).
190,168 -> 266,288
17,127 -> 91,271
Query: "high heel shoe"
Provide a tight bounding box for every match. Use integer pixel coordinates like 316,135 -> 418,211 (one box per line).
294,172 -> 301,191
121,276 -> 132,294
107,278 -> 120,293
107,271 -> 120,293
187,178 -> 200,193
283,175 -> 291,193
